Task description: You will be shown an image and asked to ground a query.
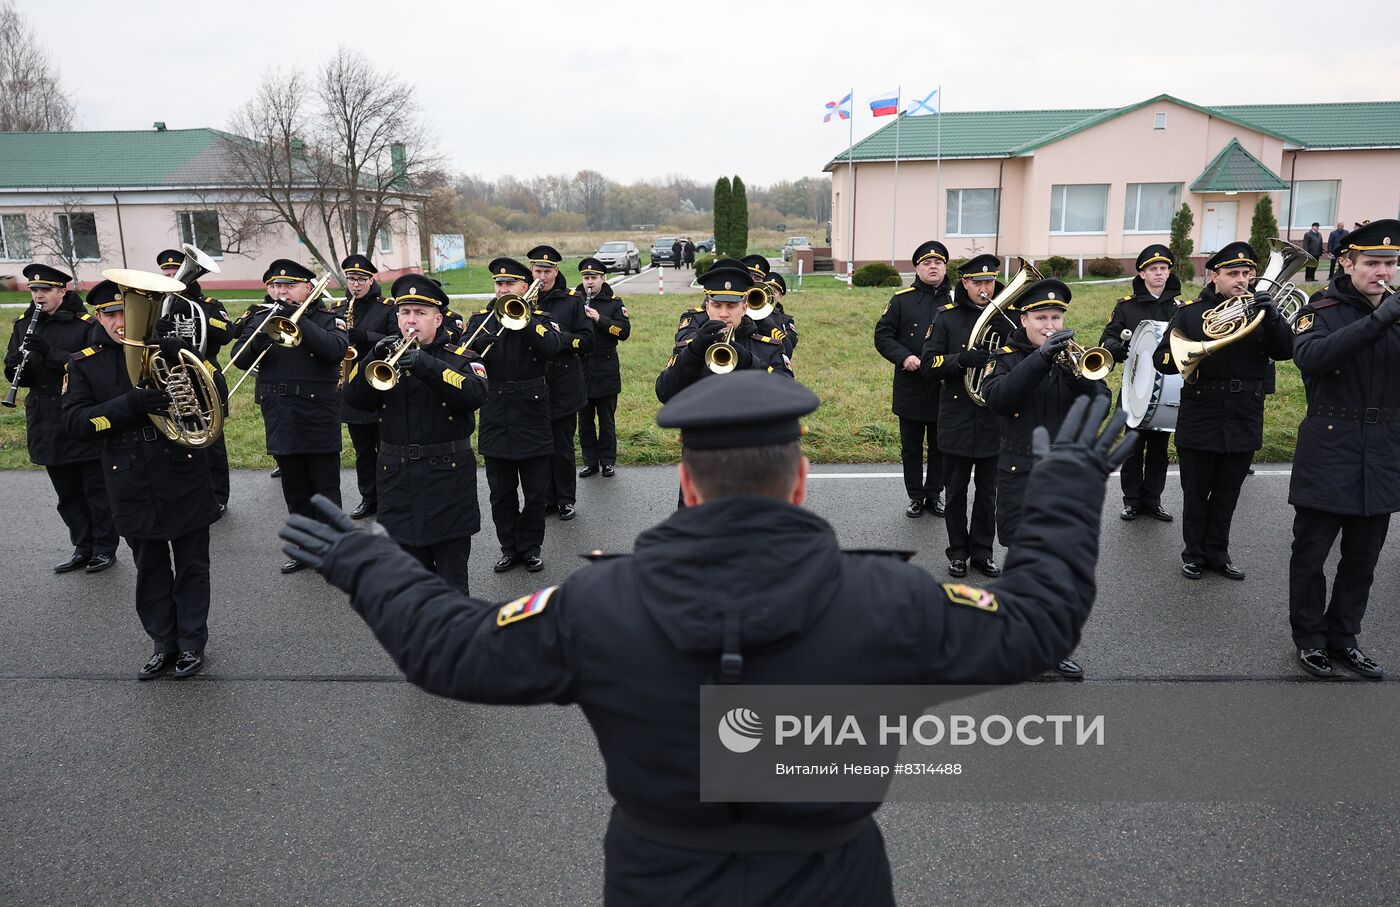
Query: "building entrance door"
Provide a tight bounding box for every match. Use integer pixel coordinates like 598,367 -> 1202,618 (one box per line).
1202,201 -> 1238,254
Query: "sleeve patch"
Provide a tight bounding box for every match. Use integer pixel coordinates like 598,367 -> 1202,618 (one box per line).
89,416 -> 111,432
608,325 -> 622,336
942,582 -> 999,613
571,338 -> 581,349
441,368 -> 465,389
209,318 -> 227,329
932,355 -> 944,368
469,361 -> 487,378
1293,313 -> 1314,335
497,586 -> 557,627
680,317 -> 692,329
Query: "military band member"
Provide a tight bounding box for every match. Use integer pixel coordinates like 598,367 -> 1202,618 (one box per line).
655,259 -> 793,404
336,254 -> 397,520
4,264 -> 118,573
1287,220 -> 1400,679
921,253 -> 1004,578
575,257 -> 631,479
765,272 -> 798,359
1099,244 -> 1179,523
874,240 -> 953,519
983,279 -> 1113,678
280,376 -> 1137,907
466,257 -> 564,574
63,280 -> 219,679
740,254 -> 793,357
158,248 -> 233,513
529,245 -> 593,521
230,259 -> 349,573
1154,241 -> 1293,580
344,276 -> 488,593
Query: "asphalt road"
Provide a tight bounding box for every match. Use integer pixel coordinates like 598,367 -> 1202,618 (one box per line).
3,463 -> 1398,905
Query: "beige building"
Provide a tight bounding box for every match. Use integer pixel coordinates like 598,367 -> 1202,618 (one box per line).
825,95 -> 1400,270
0,127 -> 425,289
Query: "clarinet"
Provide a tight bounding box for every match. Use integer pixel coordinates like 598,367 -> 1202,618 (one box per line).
3,308 -> 43,408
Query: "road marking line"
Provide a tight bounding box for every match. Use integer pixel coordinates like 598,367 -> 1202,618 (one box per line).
808,469 -> 1293,479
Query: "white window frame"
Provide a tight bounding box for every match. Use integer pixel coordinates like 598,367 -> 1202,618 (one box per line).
0,214 -> 29,261
1123,182 -> 1183,234
1280,180 -> 1340,230
356,211 -> 393,255
176,210 -> 224,258
1153,112 -> 1167,130
1049,184 -> 1109,235
57,212 -> 100,261
946,188 -> 1000,237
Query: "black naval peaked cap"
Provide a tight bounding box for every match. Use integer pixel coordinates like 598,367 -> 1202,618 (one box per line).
579,257 -> 606,275
526,245 -> 562,267
341,254 -> 377,277
1205,242 -> 1257,271
488,257 -> 531,282
959,254 -> 1000,279
913,240 -> 949,265
87,279 -> 124,311
698,258 -> 755,300
767,273 -> 787,294
1016,278 -> 1072,312
657,370 -> 820,450
390,274 -> 449,308
156,249 -> 186,269
23,263 -> 72,287
740,255 -> 771,278
266,259 -> 316,283
1135,244 -> 1173,271
1344,219 -> 1400,257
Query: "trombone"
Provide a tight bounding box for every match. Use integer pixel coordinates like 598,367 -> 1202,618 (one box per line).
224,273 -> 335,397
467,279 -> 540,355
364,329 -> 419,391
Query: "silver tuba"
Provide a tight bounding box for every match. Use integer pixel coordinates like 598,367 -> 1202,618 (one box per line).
161,243 -> 222,356
1251,238 -> 1316,325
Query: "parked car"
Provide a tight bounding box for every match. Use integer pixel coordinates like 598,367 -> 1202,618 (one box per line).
650,236 -> 679,268
594,241 -> 641,274
694,237 -> 717,253
782,236 -> 813,261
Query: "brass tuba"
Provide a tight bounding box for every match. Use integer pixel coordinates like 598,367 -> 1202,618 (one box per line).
964,259 -> 1043,406
101,268 -> 224,449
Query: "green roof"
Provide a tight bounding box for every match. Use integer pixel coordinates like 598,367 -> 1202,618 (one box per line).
826,95 -> 1400,168
0,128 -> 244,189
1189,139 -> 1288,192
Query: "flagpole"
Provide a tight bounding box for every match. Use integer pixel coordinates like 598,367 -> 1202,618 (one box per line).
935,84 -> 942,242
891,86 -> 901,266
846,85 -> 855,286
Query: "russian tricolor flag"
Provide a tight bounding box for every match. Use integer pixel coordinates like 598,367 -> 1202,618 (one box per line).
869,90 -> 899,117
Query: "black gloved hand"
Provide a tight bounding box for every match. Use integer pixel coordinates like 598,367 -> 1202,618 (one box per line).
277,493 -> 385,572
735,346 -> 754,370
164,297 -> 192,317
1038,328 -> 1076,362
25,335 -> 50,359
126,387 -> 172,416
158,336 -> 190,362
348,326 -> 369,349
957,347 -> 992,369
733,318 -> 756,340
370,336 -> 398,360
691,318 -> 728,352
1031,395 -> 1138,477
155,315 -> 178,338
1372,291 -> 1400,326
1252,293 -> 1280,323
398,348 -> 434,378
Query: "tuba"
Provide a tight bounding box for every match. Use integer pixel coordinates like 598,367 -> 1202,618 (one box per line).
162,243 -> 221,356
1252,238 -> 1316,325
101,268 -> 224,449
964,259 -> 1043,406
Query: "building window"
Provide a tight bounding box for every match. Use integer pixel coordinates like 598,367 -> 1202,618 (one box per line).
1280,180 -> 1339,230
0,214 -> 29,260
57,212 -> 100,261
946,188 -> 1000,236
1153,112 -> 1167,130
356,212 -> 393,255
177,211 -> 223,257
1049,184 -> 1109,234
1124,182 -> 1182,233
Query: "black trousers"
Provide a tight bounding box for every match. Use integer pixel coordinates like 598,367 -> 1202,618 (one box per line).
46,461 -> 118,557
1288,507 -> 1391,649
580,395 -> 619,466
485,455 -> 550,558
1176,447 -> 1253,566
1120,428 -> 1170,508
400,536 -> 472,595
995,470 -> 1029,548
1329,256 -> 1340,278
942,453 -> 998,561
547,413 -> 578,507
208,432 -> 230,507
275,453 -> 342,519
346,422 -> 380,508
898,417 -> 942,503
1304,265 -> 1318,282
129,527 -> 210,654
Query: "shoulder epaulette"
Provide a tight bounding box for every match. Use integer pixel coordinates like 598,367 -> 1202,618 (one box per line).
688,305 -> 704,313
475,308 -> 489,316
894,286 -> 916,295
1181,297 -> 1201,306
938,302 -> 957,311
451,343 -> 470,356
1310,298 -> 1340,309
579,549 -> 631,562
533,308 -> 547,316
997,344 -> 1015,354
71,345 -> 103,360
1118,294 -> 1133,302
844,548 -> 916,561
78,313 -> 94,323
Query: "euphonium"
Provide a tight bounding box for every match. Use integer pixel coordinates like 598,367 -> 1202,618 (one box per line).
705,325 -> 739,374
100,268 -> 224,449
365,330 -> 419,391
965,259 -> 1043,406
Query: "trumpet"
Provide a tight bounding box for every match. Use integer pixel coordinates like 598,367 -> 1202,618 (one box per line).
365,330 -> 419,391
705,324 -> 739,374
1058,341 -> 1114,380
744,283 -> 775,321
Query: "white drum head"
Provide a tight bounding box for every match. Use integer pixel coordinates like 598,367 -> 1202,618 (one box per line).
1122,319 -> 1179,431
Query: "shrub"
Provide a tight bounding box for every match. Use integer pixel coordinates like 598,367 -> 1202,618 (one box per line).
1169,203 -> 1196,281
948,257 -> 968,275
1086,256 -> 1123,278
693,253 -> 715,276
852,262 -> 903,287
1249,196 -> 1279,266
1039,255 -> 1074,278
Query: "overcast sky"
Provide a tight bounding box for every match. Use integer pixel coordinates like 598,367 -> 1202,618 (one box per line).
33,0 -> 1394,187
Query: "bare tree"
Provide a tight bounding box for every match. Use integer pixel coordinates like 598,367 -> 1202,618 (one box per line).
0,1 -> 74,132
574,170 -> 611,228
25,197 -> 109,283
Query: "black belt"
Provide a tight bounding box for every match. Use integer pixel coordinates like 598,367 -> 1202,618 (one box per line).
1190,378 -> 1266,393
118,425 -> 163,443
379,438 -> 472,460
1000,439 -> 1034,457
1310,406 -> 1400,424
496,377 -> 547,390
613,806 -> 872,854
259,381 -> 336,396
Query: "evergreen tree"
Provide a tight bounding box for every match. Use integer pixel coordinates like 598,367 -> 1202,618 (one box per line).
1249,196 -> 1279,266
713,176 -> 732,257
1169,203 -> 1196,281
731,175 -> 749,258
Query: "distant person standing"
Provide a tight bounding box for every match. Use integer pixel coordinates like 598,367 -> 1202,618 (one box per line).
1327,222 -> 1349,279
1302,223 -> 1324,282
683,239 -> 696,269
671,238 -> 683,270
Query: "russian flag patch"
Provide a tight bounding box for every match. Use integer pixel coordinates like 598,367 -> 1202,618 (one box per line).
497,586 -> 558,627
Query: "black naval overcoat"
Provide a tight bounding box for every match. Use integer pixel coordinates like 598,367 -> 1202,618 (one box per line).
538,279 -> 594,418
4,293 -> 103,466
920,281 -> 1005,458
578,283 -> 631,399
655,317 -> 793,403
1096,274 -> 1181,362
873,275 -> 953,421
464,303 -> 564,459
339,284 -> 398,425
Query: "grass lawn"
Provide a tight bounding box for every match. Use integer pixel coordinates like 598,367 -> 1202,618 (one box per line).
0,278 -> 1318,470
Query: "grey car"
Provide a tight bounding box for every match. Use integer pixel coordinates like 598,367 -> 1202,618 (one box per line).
594,241 -> 641,274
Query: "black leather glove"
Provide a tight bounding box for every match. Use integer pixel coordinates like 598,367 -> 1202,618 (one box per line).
155,315 -> 178,338
1031,395 -> 1138,477
348,326 -> 369,348
278,493 -> 385,571
164,297 -> 192,317
1252,293 -> 1280,323
691,318 -> 728,352
158,336 -> 190,362
370,336 -> 398,360
126,387 -> 171,415
733,318 -> 756,340
735,346 -> 754,370
25,335 -> 50,359
1038,328 -> 1076,362
400,349 -> 434,378
1372,291 -> 1400,326
957,347 -> 992,369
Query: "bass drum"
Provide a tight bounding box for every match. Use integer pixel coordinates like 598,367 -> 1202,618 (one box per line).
1122,319 -> 1181,431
